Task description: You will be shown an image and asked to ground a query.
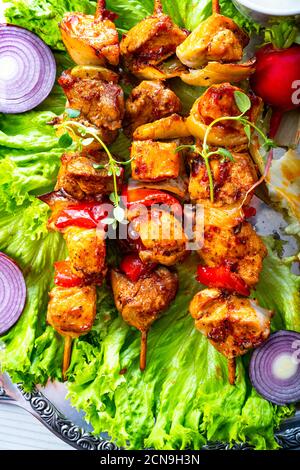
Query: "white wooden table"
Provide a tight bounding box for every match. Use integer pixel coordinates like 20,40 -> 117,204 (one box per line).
0,403 -> 73,450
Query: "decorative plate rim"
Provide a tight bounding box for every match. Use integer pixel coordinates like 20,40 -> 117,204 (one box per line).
1,383 -> 299,450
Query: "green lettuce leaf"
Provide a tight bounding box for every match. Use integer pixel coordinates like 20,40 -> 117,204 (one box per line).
68,245 -> 297,450
4,0 -> 97,50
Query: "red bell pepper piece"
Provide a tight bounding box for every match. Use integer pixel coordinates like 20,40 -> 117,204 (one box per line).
122,186 -> 182,218
55,202 -> 109,230
120,254 -> 157,283
243,206 -> 256,219
54,261 -> 82,287
196,264 -> 250,296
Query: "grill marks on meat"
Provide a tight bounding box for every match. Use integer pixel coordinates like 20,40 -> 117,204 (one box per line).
124,80 -> 182,136
47,285 -> 97,337
200,222 -> 267,288
189,288 -> 272,383
176,13 -> 249,69
63,227 -> 107,285
120,8 -> 188,75
58,70 -> 124,142
189,152 -> 258,207
56,151 -> 122,200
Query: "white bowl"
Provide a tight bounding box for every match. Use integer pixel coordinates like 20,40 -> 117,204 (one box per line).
233,0 -> 300,24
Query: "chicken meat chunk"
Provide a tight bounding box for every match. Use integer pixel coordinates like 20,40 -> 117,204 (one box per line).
111,266 -> 178,369
200,221 -> 267,288
124,80 -> 182,136
186,83 -> 262,148
47,285 -> 97,338
189,152 -> 258,208
130,140 -> 182,182
129,208 -> 187,266
58,69 -> 124,144
189,288 -> 273,383
59,0 -> 119,66
176,13 -> 249,69
56,150 -> 122,200
120,0 -> 188,75
64,227 -> 107,284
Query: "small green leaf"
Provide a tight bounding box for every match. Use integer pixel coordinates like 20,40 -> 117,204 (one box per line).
244,124 -> 251,143
175,144 -> 196,153
58,132 -> 73,148
65,108 -> 81,118
81,137 -> 94,146
107,168 -> 113,176
115,167 -> 121,177
264,138 -> 276,150
234,91 -> 251,114
216,148 -> 235,162
109,193 -> 120,206
93,163 -> 106,170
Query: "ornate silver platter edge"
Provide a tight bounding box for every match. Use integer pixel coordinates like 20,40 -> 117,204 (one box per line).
1,382 -> 299,450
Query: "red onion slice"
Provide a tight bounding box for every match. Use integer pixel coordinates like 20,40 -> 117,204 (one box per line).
0,252 -> 26,335
249,330 -> 300,405
0,24 -> 56,114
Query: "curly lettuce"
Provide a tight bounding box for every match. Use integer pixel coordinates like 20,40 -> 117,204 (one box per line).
0,0 -> 299,451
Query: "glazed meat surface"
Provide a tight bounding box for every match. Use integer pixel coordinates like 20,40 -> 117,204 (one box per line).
189,152 -> 257,207
189,288 -> 272,359
47,285 -> 97,337
56,151 -> 121,199
131,140 -> 181,181
64,227 -> 107,284
199,221 -> 267,288
111,267 -> 178,332
120,1 -> 187,73
59,12 -> 119,66
187,83 -> 262,148
124,80 -> 181,136
130,209 -> 187,266
58,70 -> 124,140
177,13 -> 249,68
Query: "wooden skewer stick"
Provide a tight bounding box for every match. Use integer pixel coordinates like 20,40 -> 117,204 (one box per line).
95,0 -> 106,20
212,0 -> 220,14
140,330 -> 148,371
63,336 -> 73,381
228,358 -> 236,385
154,0 -> 163,15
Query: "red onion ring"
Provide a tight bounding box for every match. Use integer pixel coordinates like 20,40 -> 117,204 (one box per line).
249,330 -> 300,405
0,252 -> 26,335
0,24 -> 56,114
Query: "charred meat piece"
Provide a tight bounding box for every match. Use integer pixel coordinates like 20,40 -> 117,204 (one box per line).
124,80 -> 182,136
111,266 -> 178,369
187,83 -> 262,148
177,13 -> 249,69
56,151 -> 122,200
64,227 -> 107,284
189,152 -> 258,207
47,285 -> 97,337
120,0 -> 188,75
130,140 -> 182,182
189,288 -> 272,383
59,1 -> 119,66
199,221 -> 267,288
130,208 -> 187,266
58,70 -> 124,142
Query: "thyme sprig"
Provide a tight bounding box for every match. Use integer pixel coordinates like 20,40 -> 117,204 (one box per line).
177,91 -> 276,203
56,115 -> 132,228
